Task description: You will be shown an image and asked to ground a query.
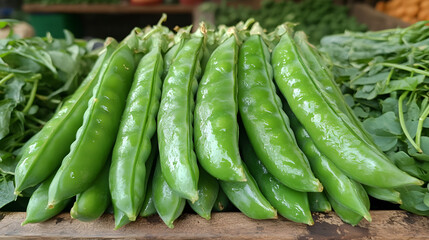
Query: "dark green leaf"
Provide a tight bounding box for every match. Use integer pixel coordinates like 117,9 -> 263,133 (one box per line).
378,75 -> 425,95
0,151 -> 16,175
0,100 -> 15,140
0,178 -> 15,209
352,71 -> 389,85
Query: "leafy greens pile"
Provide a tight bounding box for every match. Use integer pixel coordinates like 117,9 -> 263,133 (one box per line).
0,20 -> 98,209
320,21 -> 429,215
200,0 -> 366,44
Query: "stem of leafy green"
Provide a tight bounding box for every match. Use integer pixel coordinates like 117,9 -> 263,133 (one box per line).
380,63 -> 429,77
22,74 -> 41,114
399,91 -> 422,153
416,103 -> 429,149
0,73 -> 14,86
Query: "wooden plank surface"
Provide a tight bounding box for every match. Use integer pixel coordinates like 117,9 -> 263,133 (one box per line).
0,211 -> 429,239
22,3 -> 196,14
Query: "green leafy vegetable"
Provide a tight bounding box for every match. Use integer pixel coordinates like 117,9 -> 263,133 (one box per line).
0,20 -> 98,209
321,21 -> 429,215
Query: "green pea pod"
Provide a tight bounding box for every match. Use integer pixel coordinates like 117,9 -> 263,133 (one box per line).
288,110 -> 371,222
70,160 -> 111,222
364,185 -> 402,204
327,193 -> 363,226
271,26 -> 422,188
152,158 -> 186,229
219,164 -> 277,220
194,34 -> 247,182
48,35 -> 138,207
139,138 -> 158,218
110,30 -> 164,221
237,34 -> 321,192
328,180 -> 370,226
22,175 -> 71,225
14,40 -> 117,195
139,180 -> 156,217
188,167 -> 219,220
112,137 -> 157,228
113,206 -> 131,230
240,132 -> 313,225
157,36 -> 204,202
293,31 -> 381,155
308,192 -> 331,213
213,188 -> 232,212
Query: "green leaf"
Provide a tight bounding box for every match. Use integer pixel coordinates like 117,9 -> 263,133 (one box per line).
352,71 -> 389,85
397,186 -> 429,216
389,151 -> 429,181
0,100 -> 15,140
381,96 -> 398,114
0,178 -> 16,209
0,151 -> 16,175
378,75 -> 425,95
363,111 -> 402,136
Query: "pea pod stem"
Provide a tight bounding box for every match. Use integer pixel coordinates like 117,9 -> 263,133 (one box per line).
398,91 -> 422,153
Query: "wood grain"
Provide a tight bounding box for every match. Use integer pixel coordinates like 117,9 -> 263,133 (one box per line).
0,211 -> 428,239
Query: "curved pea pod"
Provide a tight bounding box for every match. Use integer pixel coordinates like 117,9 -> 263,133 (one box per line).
113,206 -> 131,230
327,180 -> 370,226
308,192 -> 331,213
22,175 -> 71,225
157,36 -> 204,202
288,112 -> 371,222
271,27 -> 422,188
14,41 -> 117,195
237,34 -> 321,192
364,185 -> 402,204
219,164 -> 277,220
70,160 -> 110,222
327,194 -> 363,226
240,133 -> 313,225
213,188 -> 233,212
110,36 -> 164,221
48,36 -> 138,207
188,167 -> 219,220
152,158 -> 186,229
194,35 -> 247,182
293,31 -> 381,154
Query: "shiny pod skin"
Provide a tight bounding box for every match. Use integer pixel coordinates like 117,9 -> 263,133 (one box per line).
327,180 -> 370,226
22,175 -> 71,225
110,35 -> 164,221
48,39 -> 137,207
157,36 -> 204,202
238,34 -> 322,192
288,111 -> 371,222
194,35 -> 247,182
364,185 -> 402,204
240,133 -> 313,225
308,192 -> 331,213
152,158 -> 186,228
293,31 -> 382,156
14,42 -> 116,195
219,164 -> 277,220
272,28 -> 422,188
188,167 -> 219,220
70,160 -> 111,222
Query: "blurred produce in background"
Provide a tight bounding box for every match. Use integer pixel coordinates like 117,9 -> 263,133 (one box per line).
375,0 -> 429,24
199,0 -> 367,44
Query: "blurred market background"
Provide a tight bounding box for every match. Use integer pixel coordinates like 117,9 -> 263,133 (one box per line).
0,0 -> 425,43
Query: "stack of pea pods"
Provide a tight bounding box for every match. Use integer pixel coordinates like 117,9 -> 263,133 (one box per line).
13,15 -> 424,229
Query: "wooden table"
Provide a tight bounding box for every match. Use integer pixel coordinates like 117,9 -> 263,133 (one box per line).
1,211 -> 428,239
